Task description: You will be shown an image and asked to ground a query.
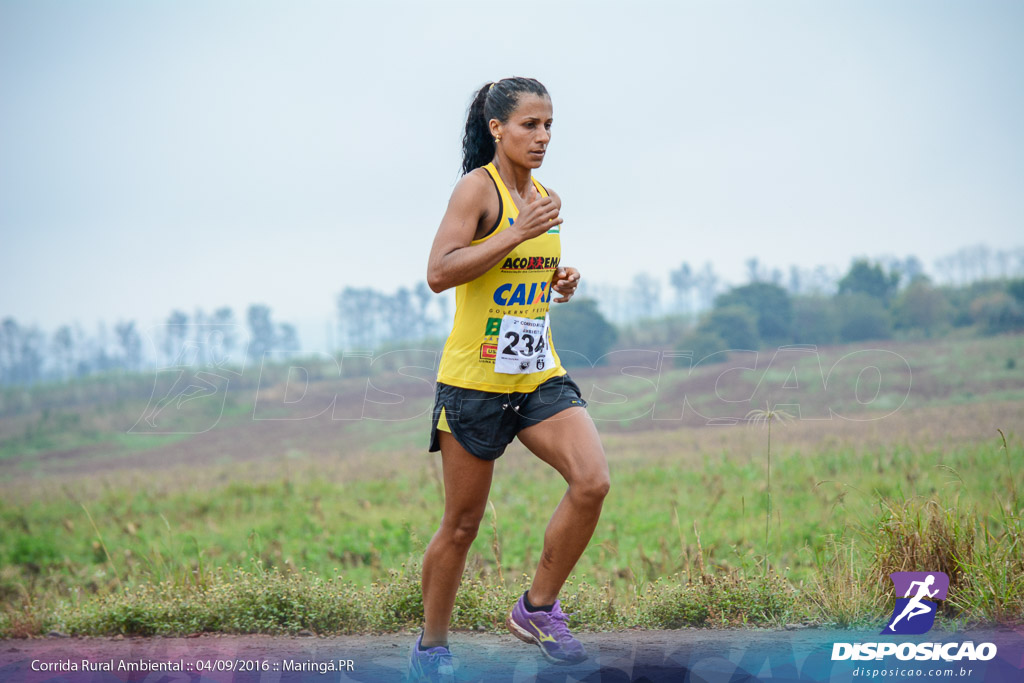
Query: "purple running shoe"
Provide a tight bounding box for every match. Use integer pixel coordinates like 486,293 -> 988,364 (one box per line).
406,631 -> 456,683
506,593 -> 587,664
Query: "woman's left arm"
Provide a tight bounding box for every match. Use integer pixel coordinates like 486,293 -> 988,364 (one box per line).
551,266 -> 580,303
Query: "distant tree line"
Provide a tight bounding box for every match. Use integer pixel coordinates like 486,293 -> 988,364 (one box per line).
335,282 -> 450,351
586,245 -> 1024,325
551,250 -> 1024,367
2,244 -> 1022,386
0,279 -> 453,386
0,305 -> 298,386
659,262 -> 1024,365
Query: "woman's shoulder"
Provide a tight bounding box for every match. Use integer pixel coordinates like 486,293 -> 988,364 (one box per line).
445,167 -> 502,215
463,165 -> 495,187
439,168 -> 502,240
448,167 -> 494,202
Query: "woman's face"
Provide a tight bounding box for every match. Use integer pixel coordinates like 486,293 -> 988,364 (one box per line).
490,93 -> 553,169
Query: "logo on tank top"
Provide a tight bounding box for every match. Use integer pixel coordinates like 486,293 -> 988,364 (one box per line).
493,281 -> 551,306
501,256 -> 560,272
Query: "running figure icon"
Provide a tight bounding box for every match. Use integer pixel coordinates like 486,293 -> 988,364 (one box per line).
887,574 -> 940,631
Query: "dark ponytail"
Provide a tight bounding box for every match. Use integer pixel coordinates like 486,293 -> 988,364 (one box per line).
462,84 -> 494,176
461,77 -> 549,175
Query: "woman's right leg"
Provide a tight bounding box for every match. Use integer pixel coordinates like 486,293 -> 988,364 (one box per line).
420,431 -> 495,647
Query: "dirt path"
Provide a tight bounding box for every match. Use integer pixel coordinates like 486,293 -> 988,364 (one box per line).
2,627 -> 1023,682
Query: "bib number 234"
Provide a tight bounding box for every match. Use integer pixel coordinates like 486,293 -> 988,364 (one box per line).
494,314 -> 555,374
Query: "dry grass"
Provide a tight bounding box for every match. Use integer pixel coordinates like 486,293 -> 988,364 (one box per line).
808,537 -> 887,627
868,499 -> 975,614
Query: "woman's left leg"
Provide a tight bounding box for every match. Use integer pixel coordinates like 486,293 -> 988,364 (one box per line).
515,406 -> 609,606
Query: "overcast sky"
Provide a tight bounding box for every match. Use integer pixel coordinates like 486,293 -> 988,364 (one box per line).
2,0 -> 1022,350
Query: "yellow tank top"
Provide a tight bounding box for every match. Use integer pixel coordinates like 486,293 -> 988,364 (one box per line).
436,162 -> 567,392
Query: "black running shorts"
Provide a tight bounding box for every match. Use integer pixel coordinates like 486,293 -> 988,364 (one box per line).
428,374 -> 588,461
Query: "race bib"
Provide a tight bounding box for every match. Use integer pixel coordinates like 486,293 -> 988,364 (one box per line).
494,313 -> 555,374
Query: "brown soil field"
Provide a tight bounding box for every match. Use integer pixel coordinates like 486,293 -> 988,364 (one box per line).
2,393 -> 1019,506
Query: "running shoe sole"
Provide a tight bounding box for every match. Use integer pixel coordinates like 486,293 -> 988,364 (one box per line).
505,609 -> 587,665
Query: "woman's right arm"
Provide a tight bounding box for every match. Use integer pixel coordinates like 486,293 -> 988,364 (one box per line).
426,171 -> 562,293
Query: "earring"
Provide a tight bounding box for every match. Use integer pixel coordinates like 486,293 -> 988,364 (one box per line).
495,136 -> 501,143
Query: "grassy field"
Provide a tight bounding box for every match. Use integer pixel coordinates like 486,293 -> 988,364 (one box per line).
0,333 -> 1021,636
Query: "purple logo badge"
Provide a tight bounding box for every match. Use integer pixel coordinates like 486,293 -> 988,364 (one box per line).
883,572 -> 949,635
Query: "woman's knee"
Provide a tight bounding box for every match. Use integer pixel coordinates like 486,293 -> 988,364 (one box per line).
440,513 -> 484,548
570,470 -> 610,506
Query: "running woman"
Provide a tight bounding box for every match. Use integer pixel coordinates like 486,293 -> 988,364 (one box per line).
407,77 -> 610,681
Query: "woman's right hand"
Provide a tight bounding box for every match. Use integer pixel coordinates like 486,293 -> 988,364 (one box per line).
512,196 -> 563,243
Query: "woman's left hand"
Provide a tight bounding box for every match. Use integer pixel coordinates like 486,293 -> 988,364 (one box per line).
551,267 -> 580,303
